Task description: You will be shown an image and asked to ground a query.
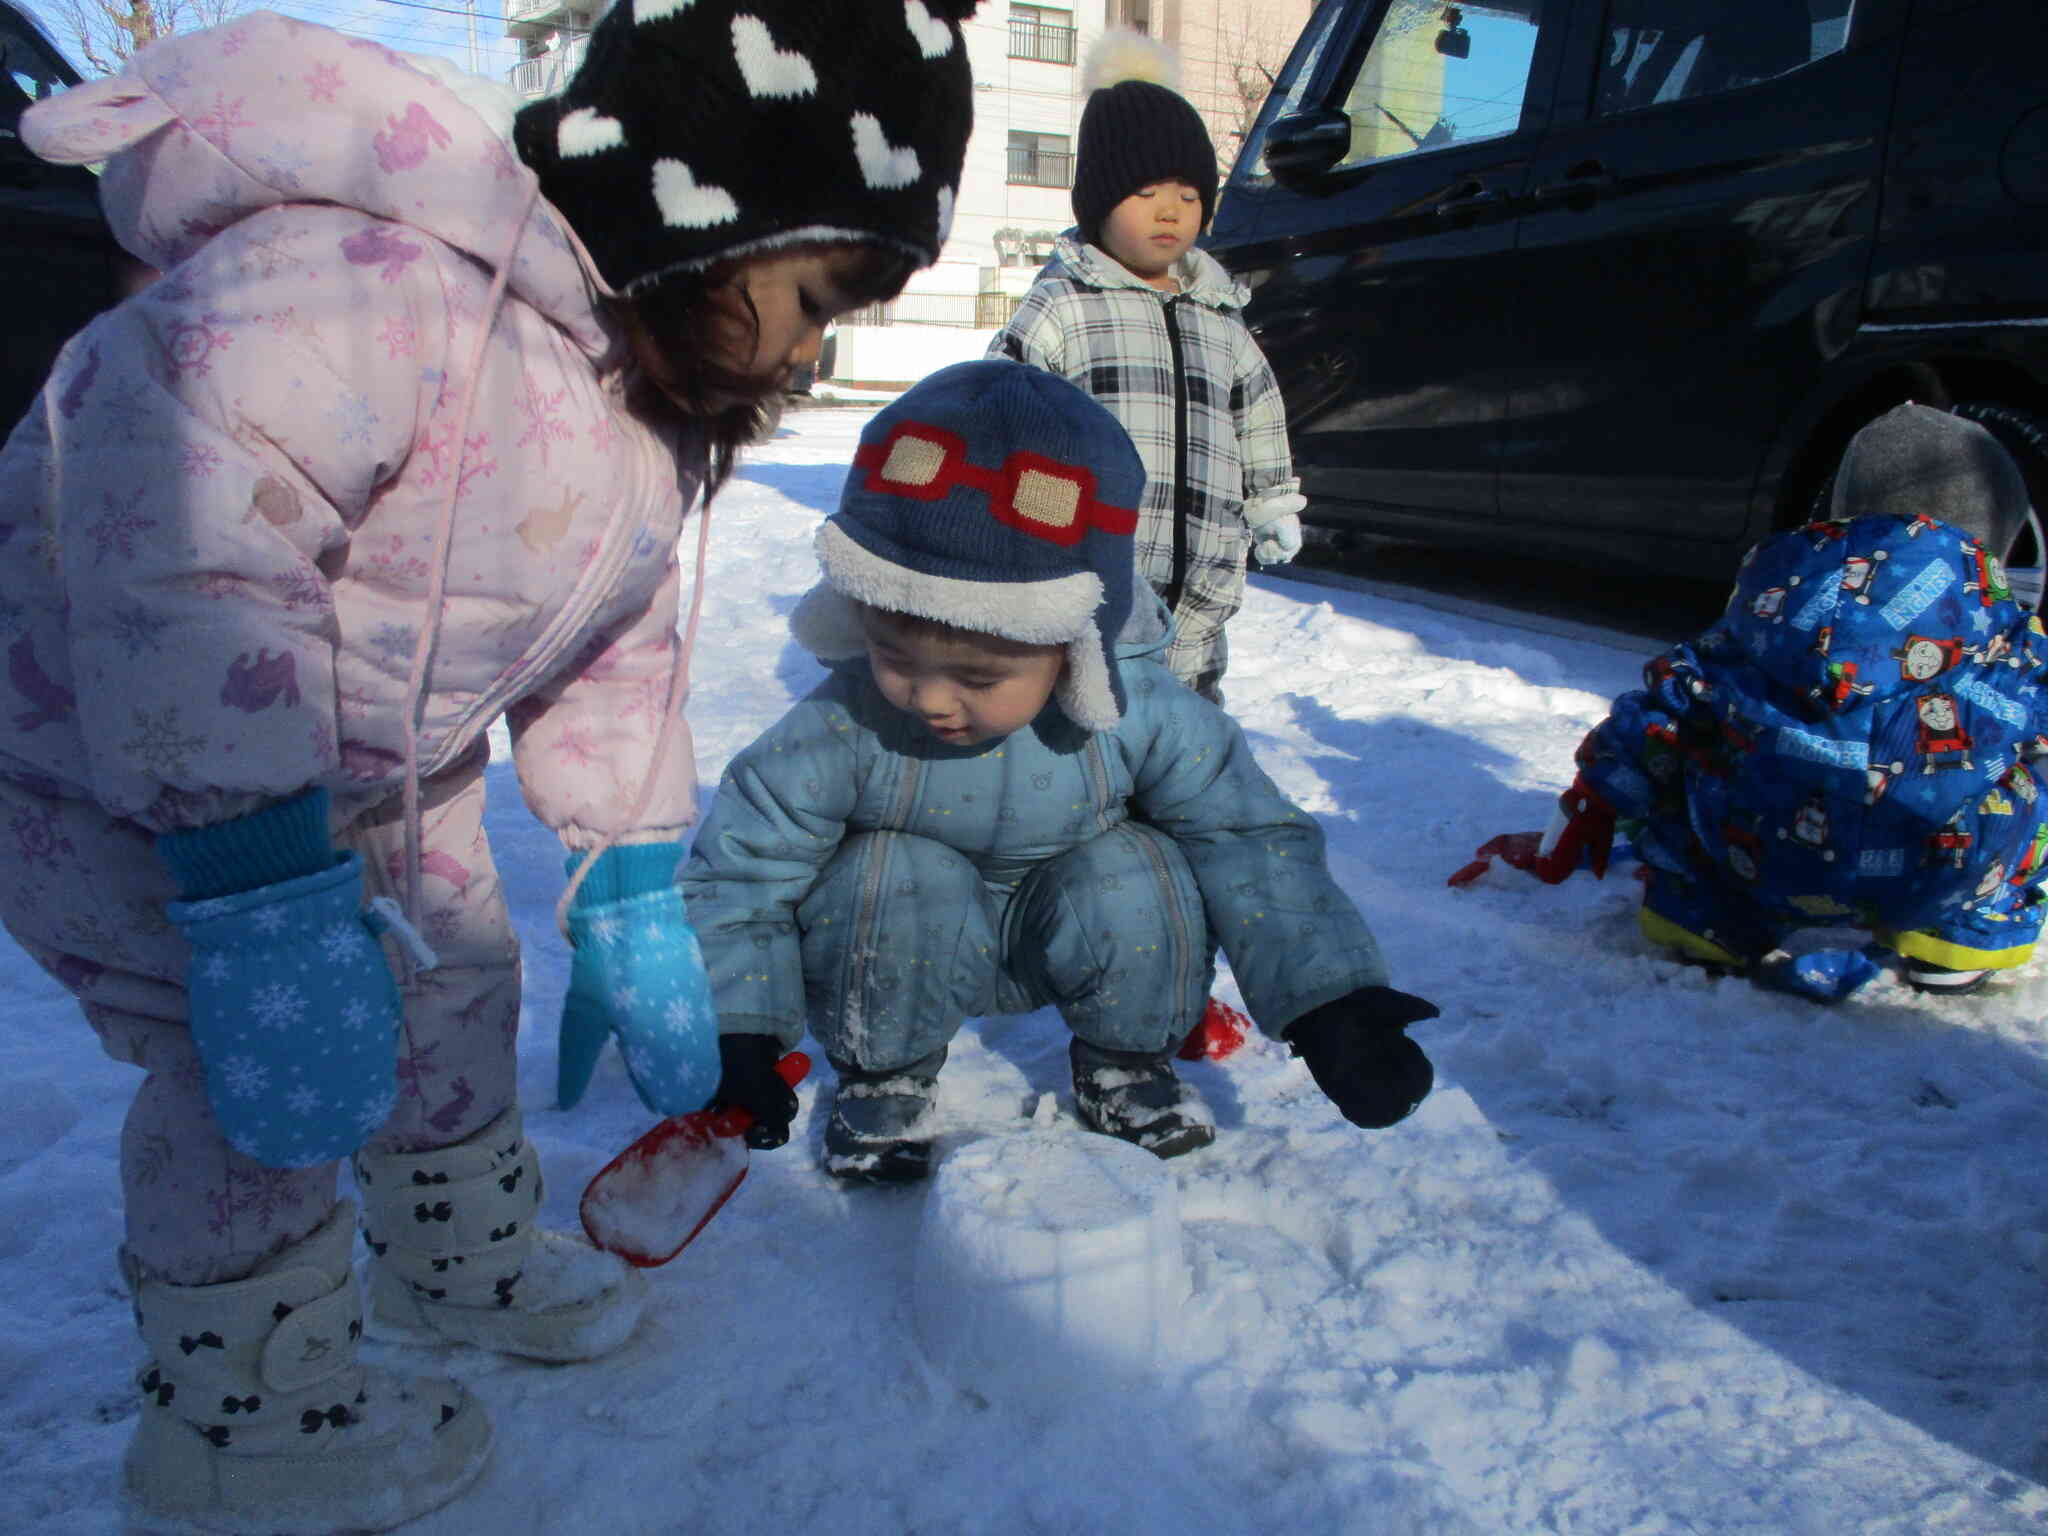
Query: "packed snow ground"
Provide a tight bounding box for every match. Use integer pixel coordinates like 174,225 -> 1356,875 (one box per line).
7,406 -> 2048,1534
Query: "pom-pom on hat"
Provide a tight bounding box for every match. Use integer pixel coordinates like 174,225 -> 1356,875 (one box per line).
1831,403 -> 2032,561
512,0 -> 979,295
792,360 -> 1146,732
1071,28 -> 1219,245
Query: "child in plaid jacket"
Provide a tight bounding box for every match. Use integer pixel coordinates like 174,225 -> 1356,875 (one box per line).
989,31 -> 1300,702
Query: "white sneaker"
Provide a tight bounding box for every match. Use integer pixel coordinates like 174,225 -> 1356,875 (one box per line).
1904,959 -> 1991,994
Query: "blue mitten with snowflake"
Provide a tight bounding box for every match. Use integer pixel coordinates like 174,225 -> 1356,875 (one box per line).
557,842 -> 721,1116
159,789 -> 403,1169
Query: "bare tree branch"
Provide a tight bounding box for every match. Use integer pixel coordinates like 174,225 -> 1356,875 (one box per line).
1172,1 -> 1313,173
46,0 -> 249,78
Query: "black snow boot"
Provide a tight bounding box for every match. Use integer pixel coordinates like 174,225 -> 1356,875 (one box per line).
1070,1038 -> 1216,1159
823,1048 -> 945,1185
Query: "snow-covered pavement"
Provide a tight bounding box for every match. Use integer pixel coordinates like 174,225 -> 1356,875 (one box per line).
6,405 -> 2048,1534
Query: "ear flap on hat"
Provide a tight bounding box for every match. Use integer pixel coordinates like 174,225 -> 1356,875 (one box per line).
20,75 -> 176,165
788,583 -> 869,662
1054,625 -> 1122,732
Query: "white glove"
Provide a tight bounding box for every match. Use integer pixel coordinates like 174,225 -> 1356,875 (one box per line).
1247,491 -> 1307,567
1249,510 -> 1304,566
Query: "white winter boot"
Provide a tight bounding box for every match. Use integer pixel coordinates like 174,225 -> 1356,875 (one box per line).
122,1201 -> 491,1535
353,1105 -> 646,1363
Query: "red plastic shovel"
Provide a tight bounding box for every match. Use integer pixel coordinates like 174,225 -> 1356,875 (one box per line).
580,1052 -> 810,1268
1177,997 -> 1251,1061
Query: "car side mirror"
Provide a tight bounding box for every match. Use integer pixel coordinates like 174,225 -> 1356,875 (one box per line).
1262,108 -> 1351,190
1436,5 -> 1470,58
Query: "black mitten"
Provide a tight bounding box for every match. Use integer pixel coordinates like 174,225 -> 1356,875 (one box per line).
711,1033 -> 801,1150
1283,986 -> 1439,1129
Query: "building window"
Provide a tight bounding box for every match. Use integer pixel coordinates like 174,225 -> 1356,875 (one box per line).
1006,131 -> 1073,188
1008,4 -> 1076,65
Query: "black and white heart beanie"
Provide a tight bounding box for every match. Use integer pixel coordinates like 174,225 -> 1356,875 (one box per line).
514,0 -> 979,295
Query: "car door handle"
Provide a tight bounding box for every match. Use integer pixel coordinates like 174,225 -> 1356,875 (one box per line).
1434,181 -> 1510,217
1530,160 -> 1617,205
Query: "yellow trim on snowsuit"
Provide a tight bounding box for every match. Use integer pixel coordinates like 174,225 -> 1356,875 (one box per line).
1637,904 -> 1750,969
1881,927 -> 2036,973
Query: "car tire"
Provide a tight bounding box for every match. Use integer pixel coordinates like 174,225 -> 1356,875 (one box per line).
1952,403 -> 2048,611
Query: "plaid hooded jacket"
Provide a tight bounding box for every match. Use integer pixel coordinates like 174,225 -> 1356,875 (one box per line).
989,234 -> 1299,696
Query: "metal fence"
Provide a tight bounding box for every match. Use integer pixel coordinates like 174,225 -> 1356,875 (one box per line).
839,293 -> 1024,328
1007,17 -> 1077,65
1006,147 -> 1074,188
507,56 -> 555,95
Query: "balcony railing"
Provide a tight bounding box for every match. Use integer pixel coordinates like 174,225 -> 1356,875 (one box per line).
505,0 -> 565,24
1006,147 -> 1073,188
508,56 -> 557,95
839,292 -> 1000,328
1007,17 -> 1076,65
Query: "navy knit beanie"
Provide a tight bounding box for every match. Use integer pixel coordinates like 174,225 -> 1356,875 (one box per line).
793,360 -> 1145,731
513,0 -> 979,295
1071,30 -> 1218,245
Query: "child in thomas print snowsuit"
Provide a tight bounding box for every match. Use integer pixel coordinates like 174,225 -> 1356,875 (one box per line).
1545,404 -> 2048,998
0,2 -> 976,1529
681,359 -> 1438,1183
988,31 -> 1301,703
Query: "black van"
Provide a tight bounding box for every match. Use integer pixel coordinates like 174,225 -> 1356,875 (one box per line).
1207,0 -> 2048,593
0,1 -> 126,439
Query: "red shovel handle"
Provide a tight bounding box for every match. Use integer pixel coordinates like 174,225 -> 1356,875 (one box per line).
580,1051 -> 812,1268
701,1049 -> 811,1138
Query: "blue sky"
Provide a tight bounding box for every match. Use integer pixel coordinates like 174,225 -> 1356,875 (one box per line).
21,0 -> 529,79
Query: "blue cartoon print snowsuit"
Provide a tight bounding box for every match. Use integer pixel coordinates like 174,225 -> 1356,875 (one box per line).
1576,513 -> 2048,974
680,643 -> 1387,1073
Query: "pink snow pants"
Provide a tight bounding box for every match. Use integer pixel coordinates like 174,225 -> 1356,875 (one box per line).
0,747 -> 519,1284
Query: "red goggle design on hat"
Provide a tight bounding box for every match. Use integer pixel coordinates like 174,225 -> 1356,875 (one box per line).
853,421 -> 1138,549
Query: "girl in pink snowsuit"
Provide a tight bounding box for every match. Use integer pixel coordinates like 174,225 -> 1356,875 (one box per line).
0,3 -> 976,1530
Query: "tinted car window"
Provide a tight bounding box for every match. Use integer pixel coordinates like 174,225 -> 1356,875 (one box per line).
0,1 -> 125,441
1594,0 -> 1855,116
1330,0 -> 1553,170
1,6 -> 73,118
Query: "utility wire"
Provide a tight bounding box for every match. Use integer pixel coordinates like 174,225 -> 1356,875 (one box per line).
377,0 -> 589,31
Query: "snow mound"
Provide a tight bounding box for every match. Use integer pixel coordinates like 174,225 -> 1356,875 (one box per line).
913,1130 -> 1188,1404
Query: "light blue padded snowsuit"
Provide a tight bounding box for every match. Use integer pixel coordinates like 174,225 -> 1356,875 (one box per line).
680,645 -> 1388,1072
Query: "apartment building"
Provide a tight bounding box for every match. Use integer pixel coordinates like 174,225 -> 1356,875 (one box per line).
502,0 -> 1310,375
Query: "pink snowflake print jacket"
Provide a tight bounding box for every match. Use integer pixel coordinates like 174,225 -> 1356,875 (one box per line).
0,12 -> 702,852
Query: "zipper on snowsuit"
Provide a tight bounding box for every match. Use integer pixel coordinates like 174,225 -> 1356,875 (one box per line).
1160,294 -> 1192,616
839,751 -> 929,1056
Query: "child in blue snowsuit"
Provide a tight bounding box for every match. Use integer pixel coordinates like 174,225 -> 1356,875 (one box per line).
1554,404 -> 2048,997
683,360 -> 1438,1181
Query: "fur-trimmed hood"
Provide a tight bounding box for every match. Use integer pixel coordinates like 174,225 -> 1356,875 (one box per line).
1048,230 -> 1249,311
